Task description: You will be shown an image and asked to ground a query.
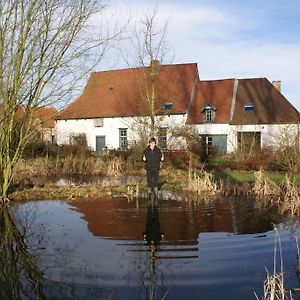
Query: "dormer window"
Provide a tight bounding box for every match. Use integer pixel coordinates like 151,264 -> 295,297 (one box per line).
202,104 -> 216,123
244,104 -> 255,112
163,102 -> 173,110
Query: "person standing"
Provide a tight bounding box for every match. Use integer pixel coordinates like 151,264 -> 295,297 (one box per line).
142,137 -> 164,196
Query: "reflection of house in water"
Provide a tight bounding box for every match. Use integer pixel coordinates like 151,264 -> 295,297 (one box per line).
141,198 -> 198,260
70,195 -> 274,241
70,195 -> 276,299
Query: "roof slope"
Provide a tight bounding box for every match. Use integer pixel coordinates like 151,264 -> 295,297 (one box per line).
57,63 -> 198,120
15,105 -> 57,128
187,79 -> 235,124
231,78 -> 300,124
187,77 -> 299,125
33,107 -> 57,128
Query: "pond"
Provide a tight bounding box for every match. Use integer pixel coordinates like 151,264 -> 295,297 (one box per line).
1,195 -> 300,300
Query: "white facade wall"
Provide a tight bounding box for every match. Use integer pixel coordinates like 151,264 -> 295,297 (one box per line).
227,124 -> 262,152
259,123 -> 300,149
193,123 -> 234,152
56,114 -> 187,151
56,117 -> 299,153
56,119 -> 94,147
193,123 -> 300,153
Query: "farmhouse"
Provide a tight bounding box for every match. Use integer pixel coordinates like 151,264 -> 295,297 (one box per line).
56,62 -> 299,154
15,105 -> 57,143
188,78 -> 300,154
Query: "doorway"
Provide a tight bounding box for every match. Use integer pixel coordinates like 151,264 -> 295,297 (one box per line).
96,136 -> 106,153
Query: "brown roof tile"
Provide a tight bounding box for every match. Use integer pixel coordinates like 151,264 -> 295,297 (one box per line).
231,78 -> 300,124
15,105 -> 57,128
187,79 -> 235,124
187,77 -> 299,125
32,107 -> 57,128
57,63 -> 199,120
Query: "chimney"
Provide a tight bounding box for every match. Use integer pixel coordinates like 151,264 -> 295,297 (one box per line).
272,80 -> 281,92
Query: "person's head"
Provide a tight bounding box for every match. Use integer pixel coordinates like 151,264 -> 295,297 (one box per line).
148,137 -> 156,149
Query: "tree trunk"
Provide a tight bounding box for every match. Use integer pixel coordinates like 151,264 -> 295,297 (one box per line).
0,0 -> 111,201
0,167 -> 12,201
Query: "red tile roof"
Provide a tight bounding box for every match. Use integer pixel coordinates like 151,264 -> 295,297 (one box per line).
187,77 -> 300,125
231,78 -> 300,124
56,63 -> 299,125
15,105 -> 57,128
32,107 -> 57,128
187,79 -> 235,124
57,63 -> 199,120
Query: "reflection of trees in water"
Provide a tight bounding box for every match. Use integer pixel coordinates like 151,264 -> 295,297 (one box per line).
0,204 -> 46,300
0,194 -> 283,300
2,203 -> 114,300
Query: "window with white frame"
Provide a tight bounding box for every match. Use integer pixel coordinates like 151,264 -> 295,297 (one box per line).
70,133 -> 87,146
202,104 -> 216,123
119,128 -> 128,149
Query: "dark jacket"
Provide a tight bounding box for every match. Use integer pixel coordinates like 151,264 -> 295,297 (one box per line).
143,146 -> 162,170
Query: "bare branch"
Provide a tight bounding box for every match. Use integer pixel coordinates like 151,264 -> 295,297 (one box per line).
0,0 -> 121,200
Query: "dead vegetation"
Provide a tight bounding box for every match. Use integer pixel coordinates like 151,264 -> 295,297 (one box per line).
281,175 -> 300,216
253,169 -> 300,217
186,167 -> 300,217
255,228 -> 296,300
188,169 -> 217,196
8,184 -> 130,201
221,180 -> 252,197
107,157 -> 123,177
9,153 -> 300,207
14,155 -> 125,179
253,169 -> 282,199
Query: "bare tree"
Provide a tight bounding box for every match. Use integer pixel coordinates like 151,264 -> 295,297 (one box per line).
131,9 -> 171,138
274,124 -> 300,173
0,0 -> 118,202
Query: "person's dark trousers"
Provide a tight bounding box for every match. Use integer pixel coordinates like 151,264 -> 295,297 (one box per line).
147,168 -> 159,189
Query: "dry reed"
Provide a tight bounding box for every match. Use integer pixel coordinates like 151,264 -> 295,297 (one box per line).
253,170 -> 300,217
61,155 -> 108,176
254,228 -> 294,300
106,157 -> 123,177
280,174 -> 300,216
188,169 -> 217,196
253,169 -> 282,199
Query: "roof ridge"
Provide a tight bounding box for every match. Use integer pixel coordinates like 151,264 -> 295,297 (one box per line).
236,77 -> 267,80
198,78 -> 236,83
92,62 -> 198,75
198,77 -> 269,82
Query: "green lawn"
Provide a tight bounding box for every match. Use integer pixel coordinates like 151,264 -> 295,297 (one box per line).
213,170 -> 300,185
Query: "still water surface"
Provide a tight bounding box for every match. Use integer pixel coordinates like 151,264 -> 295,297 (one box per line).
3,196 -> 300,300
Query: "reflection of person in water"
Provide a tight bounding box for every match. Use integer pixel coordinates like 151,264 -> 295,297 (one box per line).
143,200 -> 164,256
142,137 -> 164,197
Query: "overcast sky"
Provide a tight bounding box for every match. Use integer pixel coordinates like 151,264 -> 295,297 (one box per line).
97,0 -> 300,111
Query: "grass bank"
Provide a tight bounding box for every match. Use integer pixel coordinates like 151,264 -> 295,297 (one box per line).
213,170 -> 300,186
9,185 -> 132,201
8,153 -> 300,201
